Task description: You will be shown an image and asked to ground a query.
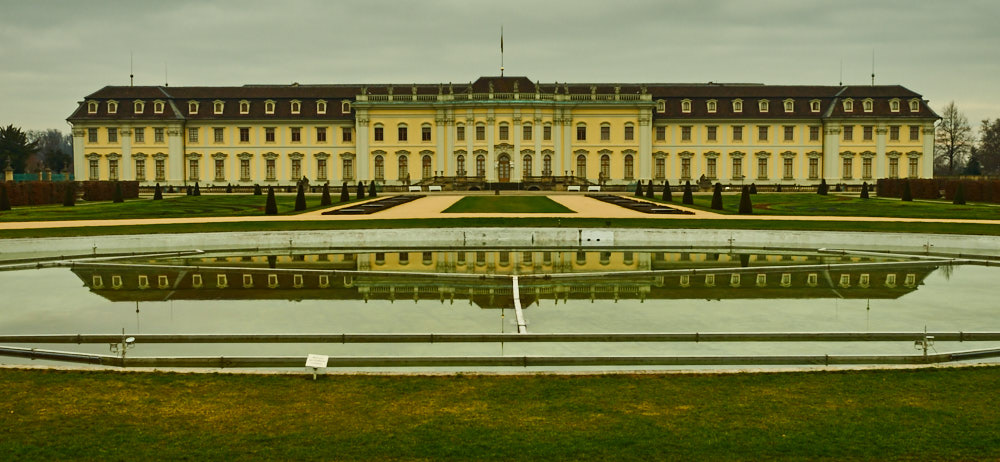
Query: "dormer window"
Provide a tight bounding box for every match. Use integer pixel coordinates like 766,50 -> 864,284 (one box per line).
134,100 -> 145,113
264,100 -> 275,114
656,99 -> 666,113
707,100 -> 717,113
341,100 -> 351,114
863,98 -> 873,112
316,100 -> 327,114
681,99 -> 691,113
188,101 -> 199,115
107,101 -> 118,114
87,101 -> 98,114
909,99 -> 920,112
290,100 -> 301,114
810,99 -> 821,112
890,99 -> 900,112
239,100 -> 250,114
783,99 -> 794,113
843,98 -> 854,112
213,100 -> 224,114
759,100 -> 769,112
153,100 -> 164,114
733,99 -> 743,113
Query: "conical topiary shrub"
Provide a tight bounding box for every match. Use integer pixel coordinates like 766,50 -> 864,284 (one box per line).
226,183 -> 233,193
153,183 -> 163,200
339,182 -> 350,202
634,180 -> 644,198
749,183 -> 757,195
860,182 -> 870,199
901,180 -> 913,202
738,185 -> 753,215
368,180 -> 377,198
953,182 -> 966,205
321,182 -> 332,206
661,180 -> 672,202
818,179 -> 829,195
0,183 -> 11,211
264,186 -> 278,215
193,183 -> 201,196
682,180 -> 693,205
645,180 -> 655,198
711,183 -> 723,210
775,184 -> 782,192
113,181 -> 124,203
253,184 -> 262,196
356,181 -> 365,200
63,182 -> 76,207
294,182 -> 306,211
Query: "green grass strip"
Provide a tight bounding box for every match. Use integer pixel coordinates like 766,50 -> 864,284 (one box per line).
1,367 -> 998,460
443,196 -> 574,213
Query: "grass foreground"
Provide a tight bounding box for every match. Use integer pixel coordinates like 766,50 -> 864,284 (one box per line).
443,195 -> 574,213
2,366 -> 998,460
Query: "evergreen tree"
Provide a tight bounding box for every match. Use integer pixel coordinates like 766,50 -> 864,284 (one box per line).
253,184 -> 262,195
749,183 -> 757,194
645,180 -> 655,198
682,180 -> 693,205
193,183 -> 201,196
860,182 -> 869,199
953,182 -> 966,205
63,182 -> 76,207
0,183 -> 10,211
711,182 -> 723,210
226,183 -> 233,193
634,179 -> 644,197
738,185 -> 753,214
368,180 -> 377,198
113,181 -> 124,203
661,180 -> 672,202
153,183 -> 163,200
294,182 -> 307,211
185,186 -> 192,196
264,186 -> 278,215
339,182 -> 350,202
357,181 -> 365,200
901,180 -> 913,201
320,182 -> 332,206
818,179 -> 829,195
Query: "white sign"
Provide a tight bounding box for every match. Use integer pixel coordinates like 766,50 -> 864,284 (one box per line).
305,354 -> 329,369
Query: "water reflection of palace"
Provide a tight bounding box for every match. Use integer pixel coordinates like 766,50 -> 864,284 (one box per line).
72,250 -> 936,308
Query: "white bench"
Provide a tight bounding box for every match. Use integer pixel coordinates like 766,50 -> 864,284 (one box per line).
567,185 -> 581,192
587,186 -> 601,192
408,186 -> 422,192
428,185 -> 442,192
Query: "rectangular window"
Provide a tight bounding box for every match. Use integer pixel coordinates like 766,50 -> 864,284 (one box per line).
909,158 -> 919,178
843,126 -> 853,141
398,126 -> 408,141
108,128 -> 118,143
187,128 -> 198,143
189,159 -> 199,181
757,158 -> 768,179
265,128 -> 275,143
154,128 -> 164,143
706,126 -> 717,142
783,126 -> 794,141
108,159 -> 118,180
809,126 -> 820,141
889,158 -> 899,178
456,126 -> 464,141
757,125 -> 768,141
135,158 -> 145,181
681,126 -> 691,141
543,125 -> 552,141
498,125 -> 508,141
291,159 -> 301,180
732,126 -> 743,142
476,125 -> 485,141
88,128 -> 98,143
809,158 -> 819,179
343,127 -> 353,142
863,125 -> 873,141
600,125 -> 610,141
732,158 -> 743,179
134,128 -> 145,143
240,159 -> 251,181
214,127 -> 224,143
842,158 -> 853,179
155,159 -> 165,181
316,127 -> 327,142
317,158 -> 328,181
655,157 -> 665,179
863,157 -> 872,179
215,159 -> 225,181
909,126 -> 919,141
890,126 -> 900,141
343,158 -> 353,180
89,159 -> 99,179
523,125 -> 532,141
681,158 -> 691,179
706,158 -> 717,178
291,127 -> 301,143
576,125 -> 586,141
374,126 -> 383,142
239,128 -> 250,143
266,159 -> 276,180
655,126 -> 666,141
783,158 -> 793,179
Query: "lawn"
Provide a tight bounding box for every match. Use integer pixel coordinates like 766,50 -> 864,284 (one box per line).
443,195 -> 574,213
2,366 -> 998,460
650,192 -> 1000,219
0,194 -> 344,221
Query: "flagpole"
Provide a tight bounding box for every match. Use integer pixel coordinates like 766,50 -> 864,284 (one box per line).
500,25 -> 504,77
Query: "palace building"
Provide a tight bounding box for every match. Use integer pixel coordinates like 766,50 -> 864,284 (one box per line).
67,76 -> 939,189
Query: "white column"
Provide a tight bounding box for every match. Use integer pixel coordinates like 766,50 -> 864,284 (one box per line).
167,125 -> 184,185
922,124 -> 935,178
72,127 -> 85,180
875,123 -> 887,179
513,112 -> 522,181
562,110 -> 573,175
435,109 -> 446,176
822,122 -> 840,183
486,112 -> 495,181
356,112 -> 370,181
120,127 -> 133,180
639,110 -> 652,180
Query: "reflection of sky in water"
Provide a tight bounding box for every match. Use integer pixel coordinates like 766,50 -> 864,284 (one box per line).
1,257 -> 998,370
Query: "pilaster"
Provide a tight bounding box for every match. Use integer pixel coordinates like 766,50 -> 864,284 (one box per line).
167,125 -> 184,185
638,109 -> 652,180
356,110 -> 370,181
120,127 -> 133,180
822,122 -> 841,182
875,124 -> 887,179
922,124 -> 935,178
72,127 -> 85,180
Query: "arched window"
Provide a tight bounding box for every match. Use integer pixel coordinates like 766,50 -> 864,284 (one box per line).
600,154 -> 610,179
576,155 -> 587,178
265,100 -> 275,114
421,155 -> 432,179
374,155 -> 385,180
624,154 -> 634,180
456,155 -> 466,176
87,101 -> 98,113
290,100 -> 301,114
523,155 -> 532,177
656,99 -> 666,113
543,155 -> 552,176
681,99 -> 691,113
475,155 -> 486,177
398,155 -> 408,180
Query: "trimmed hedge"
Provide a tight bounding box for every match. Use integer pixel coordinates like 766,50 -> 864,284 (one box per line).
81,181 -> 140,202
877,178 -> 1000,203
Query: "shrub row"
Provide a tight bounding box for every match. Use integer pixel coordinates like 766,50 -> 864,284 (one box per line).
80,181 -> 139,202
876,178 -> 1000,203
1,181 -> 75,206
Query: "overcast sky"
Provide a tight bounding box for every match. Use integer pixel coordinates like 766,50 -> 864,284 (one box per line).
2,0 -> 998,135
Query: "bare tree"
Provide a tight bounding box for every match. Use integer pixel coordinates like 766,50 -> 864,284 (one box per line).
976,118 -> 1000,175
28,129 -> 73,174
934,101 -> 973,175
